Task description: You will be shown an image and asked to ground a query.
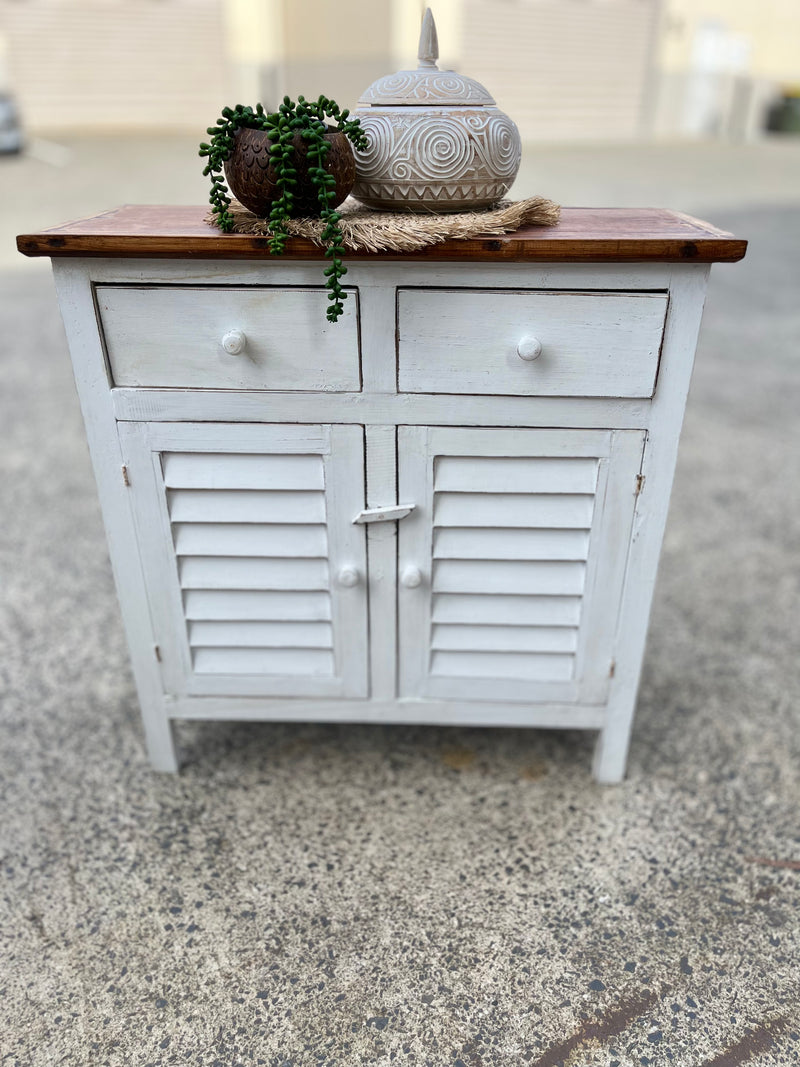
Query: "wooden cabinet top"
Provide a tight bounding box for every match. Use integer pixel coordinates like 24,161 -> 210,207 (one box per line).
17,204 -> 746,263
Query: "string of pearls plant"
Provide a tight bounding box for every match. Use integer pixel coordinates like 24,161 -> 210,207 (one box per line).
199,97 -> 368,322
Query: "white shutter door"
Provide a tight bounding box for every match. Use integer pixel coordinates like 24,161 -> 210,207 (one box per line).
119,423 -> 368,700
398,427 -> 645,704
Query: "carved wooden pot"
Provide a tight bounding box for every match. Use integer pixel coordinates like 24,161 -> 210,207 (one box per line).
224,126 -> 356,218
352,8 -> 521,213
353,104 -> 521,212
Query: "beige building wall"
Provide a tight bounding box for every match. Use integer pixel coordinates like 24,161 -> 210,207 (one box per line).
223,0 -> 662,142
660,0 -> 800,82
460,0 -> 660,143
3,0 -> 794,137
0,0 -> 230,132
225,0 -> 397,113
653,0 -> 800,138
390,0 -> 461,72
279,0 -> 392,111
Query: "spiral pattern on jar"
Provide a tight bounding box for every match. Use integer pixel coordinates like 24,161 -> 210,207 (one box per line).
432,75 -> 471,98
372,73 -> 416,99
354,115 -> 395,179
412,118 -> 473,181
486,113 -> 521,178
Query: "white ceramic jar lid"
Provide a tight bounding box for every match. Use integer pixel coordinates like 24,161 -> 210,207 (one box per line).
357,8 -> 495,108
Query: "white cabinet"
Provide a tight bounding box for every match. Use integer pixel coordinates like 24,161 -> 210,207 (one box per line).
21,205 -> 746,781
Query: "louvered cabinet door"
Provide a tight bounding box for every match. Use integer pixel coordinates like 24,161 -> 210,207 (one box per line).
118,423 -> 368,700
398,427 -> 646,705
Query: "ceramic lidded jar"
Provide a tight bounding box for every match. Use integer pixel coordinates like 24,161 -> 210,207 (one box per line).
352,8 -> 521,212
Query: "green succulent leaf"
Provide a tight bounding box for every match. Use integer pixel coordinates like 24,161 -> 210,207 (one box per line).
201,95 -> 367,323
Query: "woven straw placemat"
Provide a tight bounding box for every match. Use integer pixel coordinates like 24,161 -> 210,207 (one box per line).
211,196 -> 561,253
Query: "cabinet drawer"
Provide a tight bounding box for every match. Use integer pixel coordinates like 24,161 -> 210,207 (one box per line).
397,288 -> 667,398
96,285 -> 361,391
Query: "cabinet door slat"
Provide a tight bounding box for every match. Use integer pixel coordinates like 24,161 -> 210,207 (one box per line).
432,624 -> 578,654
173,522 -> 328,558
188,620 -> 333,649
163,452 -> 324,490
193,647 -> 335,676
179,556 -> 329,591
434,492 -> 596,529
431,593 -> 583,627
433,526 -> 590,561
435,456 -> 599,495
183,589 -> 333,622
168,489 -> 326,524
431,650 -> 575,682
433,559 -> 586,597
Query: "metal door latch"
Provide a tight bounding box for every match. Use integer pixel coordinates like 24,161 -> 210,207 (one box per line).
353,504 -> 416,524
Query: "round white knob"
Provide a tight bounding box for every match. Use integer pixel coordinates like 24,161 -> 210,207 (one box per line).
400,565 -> 423,589
337,566 -> 360,588
221,329 -> 247,355
517,336 -> 543,361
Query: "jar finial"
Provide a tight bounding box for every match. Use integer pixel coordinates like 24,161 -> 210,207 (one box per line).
417,7 -> 439,70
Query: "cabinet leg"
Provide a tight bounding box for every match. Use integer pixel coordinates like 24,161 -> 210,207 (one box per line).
142,714 -> 179,773
592,720 -> 632,784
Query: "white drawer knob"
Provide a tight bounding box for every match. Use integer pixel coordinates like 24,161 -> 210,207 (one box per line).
517,335 -> 543,361
337,566 -> 360,588
221,329 -> 247,355
400,565 -> 423,589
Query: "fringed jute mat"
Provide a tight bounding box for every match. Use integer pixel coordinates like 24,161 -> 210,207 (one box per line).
209,195 -> 561,253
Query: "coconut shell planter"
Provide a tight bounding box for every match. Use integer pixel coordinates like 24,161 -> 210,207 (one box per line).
199,97 -> 368,322
225,126 -> 356,218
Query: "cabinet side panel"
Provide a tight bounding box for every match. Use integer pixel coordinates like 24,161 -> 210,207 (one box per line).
52,261 -> 176,771
594,264 -> 711,782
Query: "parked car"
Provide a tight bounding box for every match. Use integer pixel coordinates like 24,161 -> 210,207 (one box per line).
0,93 -> 23,154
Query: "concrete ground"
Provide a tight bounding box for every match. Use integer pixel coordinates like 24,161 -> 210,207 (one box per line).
1,138 -> 799,1066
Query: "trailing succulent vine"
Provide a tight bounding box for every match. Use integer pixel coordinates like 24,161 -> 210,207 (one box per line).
199,96 -> 368,322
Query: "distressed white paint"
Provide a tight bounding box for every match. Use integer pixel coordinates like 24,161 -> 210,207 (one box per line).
96,285 -> 361,392
592,265 -> 711,782
118,421 -> 369,701
397,425 -> 644,707
398,289 -> 668,397
52,262 -> 179,771
164,695 -> 606,730
51,255 -> 711,782
113,388 -> 652,431
364,424 -> 398,701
